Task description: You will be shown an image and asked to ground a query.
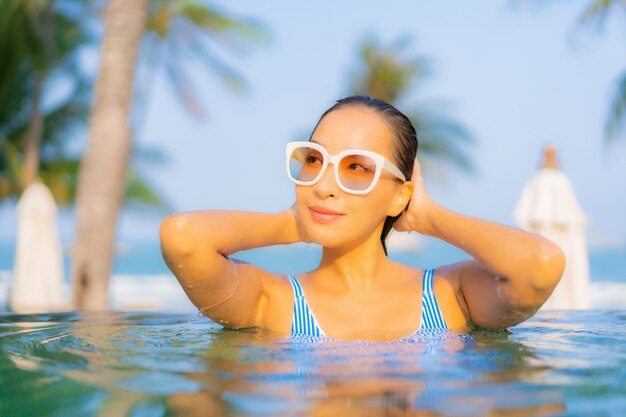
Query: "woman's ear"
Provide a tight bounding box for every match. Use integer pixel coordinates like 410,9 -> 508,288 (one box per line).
388,181 -> 413,217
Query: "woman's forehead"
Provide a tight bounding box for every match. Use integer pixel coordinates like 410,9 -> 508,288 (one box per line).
311,107 -> 395,157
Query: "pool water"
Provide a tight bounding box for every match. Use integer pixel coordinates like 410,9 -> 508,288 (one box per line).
1,310 -> 625,417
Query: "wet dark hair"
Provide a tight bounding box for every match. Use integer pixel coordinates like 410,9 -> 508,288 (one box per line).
310,95 -> 419,255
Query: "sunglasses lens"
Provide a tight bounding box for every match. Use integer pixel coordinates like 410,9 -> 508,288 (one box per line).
288,144 -> 380,193
289,146 -> 324,183
338,154 -> 377,192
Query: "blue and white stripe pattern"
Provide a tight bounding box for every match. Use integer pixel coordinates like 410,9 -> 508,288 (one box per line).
288,268 -> 447,337
288,276 -> 326,337
420,268 -> 448,330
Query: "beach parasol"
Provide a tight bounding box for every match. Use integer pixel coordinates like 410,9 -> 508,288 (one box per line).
513,146 -> 590,310
387,229 -> 424,252
10,182 -> 67,312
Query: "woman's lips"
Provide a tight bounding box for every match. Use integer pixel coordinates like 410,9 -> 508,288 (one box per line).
309,206 -> 344,223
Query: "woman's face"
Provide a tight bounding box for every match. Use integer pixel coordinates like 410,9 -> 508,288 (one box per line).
295,106 -> 410,249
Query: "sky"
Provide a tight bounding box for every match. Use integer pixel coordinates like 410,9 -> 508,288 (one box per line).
1,0 -> 625,249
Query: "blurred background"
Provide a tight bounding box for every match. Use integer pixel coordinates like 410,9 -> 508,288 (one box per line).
0,0 -> 625,312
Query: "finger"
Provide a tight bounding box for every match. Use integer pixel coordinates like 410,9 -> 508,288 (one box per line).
393,215 -> 410,232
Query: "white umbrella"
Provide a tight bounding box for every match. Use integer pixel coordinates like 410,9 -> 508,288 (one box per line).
10,182 -> 68,312
387,229 -> 424,252
514,146 -> 590,310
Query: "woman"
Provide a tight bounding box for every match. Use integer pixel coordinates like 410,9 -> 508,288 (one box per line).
160,95 -> 565,342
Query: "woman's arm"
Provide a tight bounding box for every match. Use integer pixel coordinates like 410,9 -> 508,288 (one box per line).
395,160 -> 565,330
159,209 -> 301,328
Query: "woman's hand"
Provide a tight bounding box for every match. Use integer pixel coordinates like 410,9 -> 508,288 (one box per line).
393,158 -> 440,235
392,158 -> 566,330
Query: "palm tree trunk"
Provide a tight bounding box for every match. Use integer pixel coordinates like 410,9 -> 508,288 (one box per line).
22,72 -> 44,188
72,0 -> 148,310
23,0 -> 55,189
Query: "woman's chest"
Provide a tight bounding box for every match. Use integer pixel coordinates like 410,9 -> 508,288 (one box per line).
262,280 -> 424,338
261,273 -> 469,338
312,290 -> 423,338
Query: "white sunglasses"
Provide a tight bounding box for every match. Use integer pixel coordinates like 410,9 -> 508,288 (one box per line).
286,141 -> 406,195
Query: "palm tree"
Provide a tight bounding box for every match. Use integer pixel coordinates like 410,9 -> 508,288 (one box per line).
0,1 -> 163,207
71,0 -> 149,310
578,0 -> 626,141
534,0 -> 626,141
0,0 -> 91,201
348,36 -> 475,177
71,1 -> 268,309
0,0 -> 267,208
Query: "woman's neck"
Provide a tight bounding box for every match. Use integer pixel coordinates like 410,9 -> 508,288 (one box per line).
318,235 -> 391,292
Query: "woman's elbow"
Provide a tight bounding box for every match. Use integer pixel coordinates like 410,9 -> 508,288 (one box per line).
160,214 -> 196,259
530,240 -> 566,299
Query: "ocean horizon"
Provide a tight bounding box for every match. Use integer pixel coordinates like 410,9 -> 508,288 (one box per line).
1,236 -> 625,311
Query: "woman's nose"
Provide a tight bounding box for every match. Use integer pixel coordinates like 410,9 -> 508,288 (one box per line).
313,163 -> 338,198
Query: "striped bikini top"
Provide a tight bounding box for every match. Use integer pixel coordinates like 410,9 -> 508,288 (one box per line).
288,268 -> 448,337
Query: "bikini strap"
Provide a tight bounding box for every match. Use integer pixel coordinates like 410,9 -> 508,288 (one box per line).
420,268 -> 448,330
288,276 -> 325,337
288,275 -> 304,298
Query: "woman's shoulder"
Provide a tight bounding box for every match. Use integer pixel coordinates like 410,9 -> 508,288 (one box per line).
389,260 -> 471,330
434,259 -> 485,289
431,261 -> 473,328
388,259 -> 453,285
433,261 -> 465,287
228,259 -> 295,296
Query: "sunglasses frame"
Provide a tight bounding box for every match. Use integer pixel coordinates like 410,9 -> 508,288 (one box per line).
286,141 -> 406,195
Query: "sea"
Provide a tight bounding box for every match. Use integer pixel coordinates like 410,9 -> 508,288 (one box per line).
1,236 -> 625,312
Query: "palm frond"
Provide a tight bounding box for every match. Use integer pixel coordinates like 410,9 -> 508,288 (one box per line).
605,70 -> 626,141
124,169 -> 169,210
351,37 -> 430,104
178,1 -> 269,46
188,36 -> 248,93
347,35 -> 474,174
578,0 -> 626,31
0,140 -> 23,201
142,1 -> 268,117
39,157 -> 81,205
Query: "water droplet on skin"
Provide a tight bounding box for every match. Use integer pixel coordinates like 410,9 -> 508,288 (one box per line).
186,284 -> 193,290
177,264 -> 183,270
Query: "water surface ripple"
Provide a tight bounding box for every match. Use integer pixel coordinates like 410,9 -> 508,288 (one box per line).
0,310 -> 624,416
